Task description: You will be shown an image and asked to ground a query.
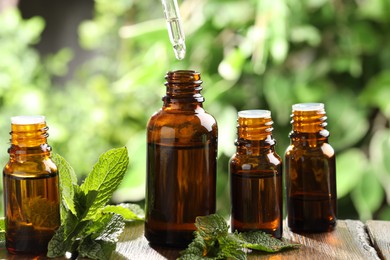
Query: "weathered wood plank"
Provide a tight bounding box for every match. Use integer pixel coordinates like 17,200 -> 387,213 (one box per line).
114,220 -> 381,260
366,220 -> 390,260
114,222 -> 180,260
0,220 -> 381,259
277,220 -> 380,260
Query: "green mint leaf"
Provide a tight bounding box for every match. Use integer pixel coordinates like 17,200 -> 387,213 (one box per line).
47,225 -> 67,257
78,236 -> 115,260
180,214 -> 237,260
80,147 -> 129,220
180,233 -> 207,258
47,210 -> 89,257
48,148 -> 132,258
180,234 -> 222,260
52,153 -> 78,217
239,231 -> 300,252
102,203 -> 144,221
84,213 -> 125,242
179,255 -> 210,260
181,214 -> 301,260
180,232 -> 240,260
218,234 -> 246,260
78,214 -> 125,260
73,185 -> 99,220
47,193 -> 94,259
195,214 -> 229,241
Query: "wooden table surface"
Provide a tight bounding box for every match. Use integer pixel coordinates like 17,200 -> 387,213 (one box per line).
0,220 -> 389,259
113,220 -> 389,260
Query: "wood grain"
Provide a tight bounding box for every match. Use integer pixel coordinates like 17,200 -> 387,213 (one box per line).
114,221 -> 180,260
276,220 -> 380,260
0,220 -> 383,259
366,220 -> 390,260
114,220 -> 382,260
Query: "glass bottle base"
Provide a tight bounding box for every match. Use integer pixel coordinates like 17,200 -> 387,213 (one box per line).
145,228 -> 193,248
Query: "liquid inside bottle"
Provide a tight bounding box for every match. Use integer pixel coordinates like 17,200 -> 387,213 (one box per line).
145,70 -> 217,247
3,116 -> 60,255
285,103 -> 337,232
230,110 -> 282,238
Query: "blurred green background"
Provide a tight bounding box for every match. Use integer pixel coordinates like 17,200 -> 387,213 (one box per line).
0,0 -> 389,221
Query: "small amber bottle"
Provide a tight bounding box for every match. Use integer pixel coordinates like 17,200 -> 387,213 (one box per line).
145,70 -> 218,247
285,103 -> 337,232
3,116 -> 60,255
230,110 -> 283,238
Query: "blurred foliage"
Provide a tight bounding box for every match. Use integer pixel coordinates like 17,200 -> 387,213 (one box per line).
0,0 -> 389,220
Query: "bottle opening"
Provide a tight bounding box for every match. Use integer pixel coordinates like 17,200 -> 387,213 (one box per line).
292,103 -> 324,111
169,69 -> 197,74
165,70 -> 201,83
11,115 -> 46,125
238,110 -> 271,119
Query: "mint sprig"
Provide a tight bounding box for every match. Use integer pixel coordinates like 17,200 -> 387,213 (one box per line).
80,148 -> 129,220
52,153 -> 78,218
179,214 -> 300,259
239,231 -> 298,253
47,147 -> 144,259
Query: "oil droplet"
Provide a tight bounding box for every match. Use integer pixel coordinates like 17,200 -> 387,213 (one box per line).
173,42 -> 186,60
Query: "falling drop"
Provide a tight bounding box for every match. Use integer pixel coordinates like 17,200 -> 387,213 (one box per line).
173,43 -> 186,60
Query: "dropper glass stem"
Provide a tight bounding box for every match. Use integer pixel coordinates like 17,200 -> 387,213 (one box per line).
161,0 -> 186,60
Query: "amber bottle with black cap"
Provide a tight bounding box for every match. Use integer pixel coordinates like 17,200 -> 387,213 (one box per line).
285,103 -> 337,232
145,70 -> 218,247
3,116 -> 60,255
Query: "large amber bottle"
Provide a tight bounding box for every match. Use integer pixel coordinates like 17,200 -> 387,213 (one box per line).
285,103 -> 337,232
229,110 -> 283,238
145,70 -> 218,247
3,116 -> 60,255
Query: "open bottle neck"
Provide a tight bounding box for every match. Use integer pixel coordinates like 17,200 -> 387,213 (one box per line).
289,103 -> 330,146
290,103 -> 328,133
163,70 -> 205,109
8,117 -> 52,159
11,123 -> 48,147
235,110 -> 276,155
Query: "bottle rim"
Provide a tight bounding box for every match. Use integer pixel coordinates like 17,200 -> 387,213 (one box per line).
238,110 -> 271,119
292,103 -> 324,111
11,115 -> 46,125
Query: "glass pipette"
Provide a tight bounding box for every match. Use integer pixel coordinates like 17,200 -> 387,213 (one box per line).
161,0 -> 186,60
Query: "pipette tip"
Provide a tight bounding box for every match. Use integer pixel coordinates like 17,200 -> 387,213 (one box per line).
173,43 -> 186,60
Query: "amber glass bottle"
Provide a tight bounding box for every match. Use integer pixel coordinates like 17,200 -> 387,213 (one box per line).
3,116 -> 60,255
230,110 -> 282,238
145,70 -> 218,247
285,103 -> 337,232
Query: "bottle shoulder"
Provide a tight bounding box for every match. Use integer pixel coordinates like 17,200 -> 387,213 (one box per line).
147,109 -> 218,138
229,156 -> 282,176
149,108 -> 216,123
4,156 -> 58,177
230,151 -> 282,168
285,142 -> 335,159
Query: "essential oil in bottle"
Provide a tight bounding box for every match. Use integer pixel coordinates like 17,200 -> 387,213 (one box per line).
230,110 -> 283,238
145,70 -> 218,247
285,103 -> 337,233
3,116 -> 60,255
